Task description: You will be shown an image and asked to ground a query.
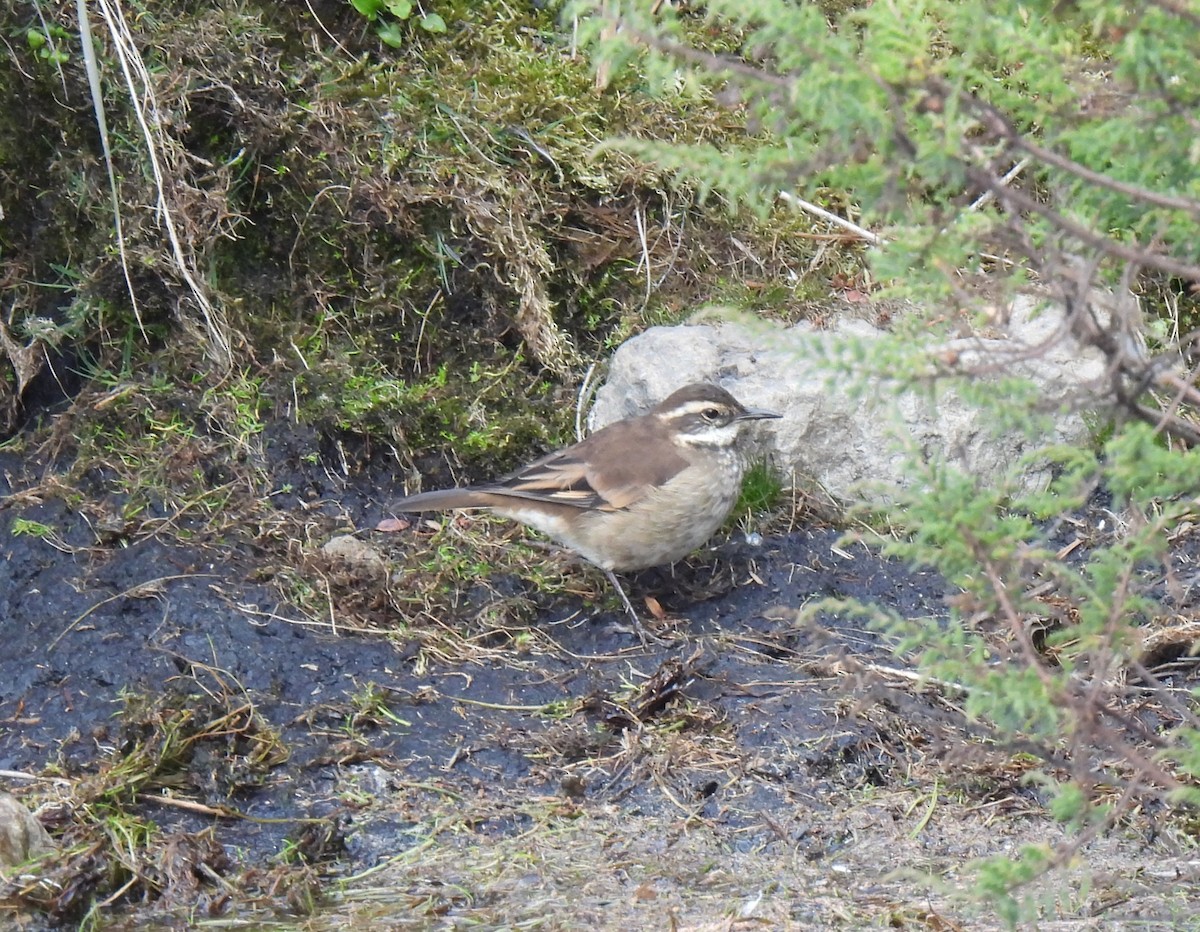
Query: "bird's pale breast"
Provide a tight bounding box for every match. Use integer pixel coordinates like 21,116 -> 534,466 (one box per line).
558,451 -> 744,571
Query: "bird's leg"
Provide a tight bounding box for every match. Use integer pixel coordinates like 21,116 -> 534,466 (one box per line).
602,567 -> 657,644
528,543 -> 660,644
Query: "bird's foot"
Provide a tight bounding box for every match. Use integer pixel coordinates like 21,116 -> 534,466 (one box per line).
604,568 -> 669,646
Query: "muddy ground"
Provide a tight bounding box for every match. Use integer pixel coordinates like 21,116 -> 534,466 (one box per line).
2,424 -> 1199,929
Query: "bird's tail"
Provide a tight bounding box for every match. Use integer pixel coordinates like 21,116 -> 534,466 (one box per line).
389,487 -> 494,512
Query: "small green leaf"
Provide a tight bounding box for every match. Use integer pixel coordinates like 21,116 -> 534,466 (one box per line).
26,29 -> 47,50
385,0 -> 414,18
350,0 -> 384,20
11,518 -> 54,538
377,22 -> 405,47
418,13 -> 447,33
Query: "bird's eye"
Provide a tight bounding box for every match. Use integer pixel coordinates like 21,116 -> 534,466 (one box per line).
701,407 -> 722,422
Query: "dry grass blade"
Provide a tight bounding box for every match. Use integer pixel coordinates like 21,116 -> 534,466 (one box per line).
84,0 -> 232,366
49,573 -> 218,651
74,0 -> 144,339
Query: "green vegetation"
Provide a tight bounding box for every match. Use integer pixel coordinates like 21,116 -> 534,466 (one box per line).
572,0 -> 1200,920
10,518 -> 54,538
350,0 -> 448,44
734,459 -> 784,519
24,23 -> 71,66
347,682 -> 414,730
10,680 -> 289,924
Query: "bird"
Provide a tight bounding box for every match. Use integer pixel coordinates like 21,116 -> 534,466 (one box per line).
388,382 -> 781,638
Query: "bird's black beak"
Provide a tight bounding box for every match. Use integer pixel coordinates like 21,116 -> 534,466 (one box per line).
738,408 -> 782,421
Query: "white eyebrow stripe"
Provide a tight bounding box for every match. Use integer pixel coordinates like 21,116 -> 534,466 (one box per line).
665,401 -> 732,418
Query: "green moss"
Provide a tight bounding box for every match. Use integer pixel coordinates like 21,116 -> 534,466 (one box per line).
295,353 -> 567,476
735,460 -> 784,518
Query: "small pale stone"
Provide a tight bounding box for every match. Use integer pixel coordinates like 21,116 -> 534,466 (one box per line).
321,535 -> 389,576
0,792 -> 54,872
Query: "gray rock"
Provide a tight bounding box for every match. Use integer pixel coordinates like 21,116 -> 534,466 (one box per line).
591,296 -> 1110,507
0,792 -> 54,873
322,535 -> 389,578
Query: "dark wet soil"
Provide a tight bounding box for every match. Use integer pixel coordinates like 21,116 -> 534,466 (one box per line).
0,429 -> 950,872
10,426 -> 1194,927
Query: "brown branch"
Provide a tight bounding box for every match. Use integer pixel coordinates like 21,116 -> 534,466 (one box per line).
1147,0 -> 1200,29
1128,659 -> 1200,732
953,86 -> 1200,217
974,545 -> 1060,689
626,29 -> 796,92
963,162 -> 1200,282
1008,127 -> 1200,215
974,538 -> 1188,795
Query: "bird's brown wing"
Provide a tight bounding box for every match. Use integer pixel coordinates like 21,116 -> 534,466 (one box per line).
487,416 -> 690,511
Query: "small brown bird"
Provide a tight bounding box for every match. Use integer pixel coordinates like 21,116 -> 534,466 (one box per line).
390,383 -> 781,636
